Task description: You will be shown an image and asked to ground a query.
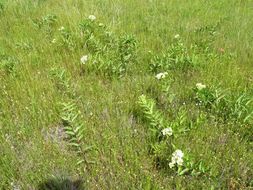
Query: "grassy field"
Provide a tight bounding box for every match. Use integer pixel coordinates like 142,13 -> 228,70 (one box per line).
0,0 -> 253,189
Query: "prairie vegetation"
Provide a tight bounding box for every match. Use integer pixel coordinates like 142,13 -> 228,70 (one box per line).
0,0 -> 252,189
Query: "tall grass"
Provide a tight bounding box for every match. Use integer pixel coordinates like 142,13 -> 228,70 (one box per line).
0,0 -> 252,189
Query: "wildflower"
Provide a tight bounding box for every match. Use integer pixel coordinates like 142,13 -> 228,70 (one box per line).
174,34 -> 180,39
88,15 -> 96,21
196,83 -> 206,90
162,127 -> 173,136
51,38 -> 56,44
155,72 -> 168,80
10,182 -> 20,190
59,26 -> 65,31
169,149 -> 184,168
80,55 -> 88,64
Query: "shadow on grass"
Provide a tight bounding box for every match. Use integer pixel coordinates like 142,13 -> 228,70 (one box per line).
37,178 -> 85,190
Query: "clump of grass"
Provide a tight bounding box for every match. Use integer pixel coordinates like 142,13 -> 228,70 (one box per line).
49,67 -> 71,93
1,0 -> 253,189
0,2 -> 4,14
193,83 -> 253,140
0,54 -> 19,74
33,14 -> 58,39
149,36 -> 199,73
33,14 -> 57,29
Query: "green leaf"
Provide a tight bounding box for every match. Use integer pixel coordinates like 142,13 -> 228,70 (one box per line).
87,160 -> 96,164
83,145 -> 93,152
69,142 -> 80,147
76,159 -> 85,165
65,131 -> 75,136
178,168 -> 189,176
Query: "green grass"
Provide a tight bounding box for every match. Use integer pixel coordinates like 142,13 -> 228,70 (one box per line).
0,0 -> 253,189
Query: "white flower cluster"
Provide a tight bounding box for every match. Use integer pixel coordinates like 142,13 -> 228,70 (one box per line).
196,83 -> 206,90
162,127 -> 173,136
169,149 -> 184,168
88,15 -> 96,21
58,26 -> 65,31
80,55 -> 88,64
51,38 -> 56,44
174,34 -> 180,39
155,72 -> 168,80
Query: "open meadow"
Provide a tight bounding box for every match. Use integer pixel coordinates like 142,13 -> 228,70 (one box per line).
0,0 -> 253,189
